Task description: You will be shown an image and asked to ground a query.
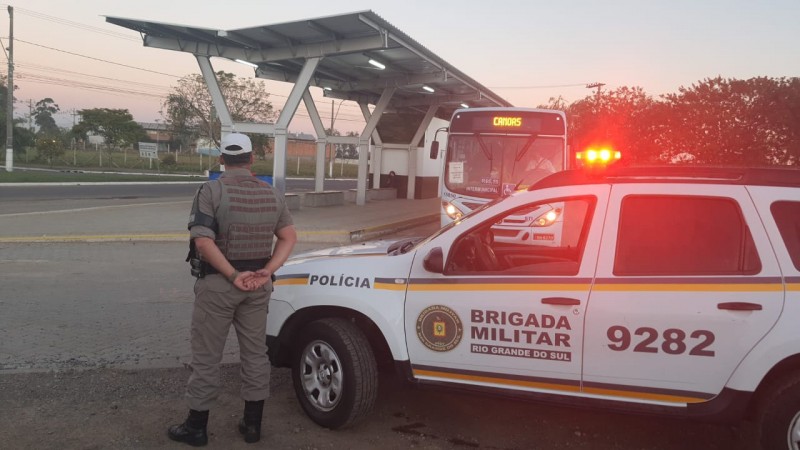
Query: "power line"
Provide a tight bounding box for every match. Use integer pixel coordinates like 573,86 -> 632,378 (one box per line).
6,45 -> 366,119
16,38 -> 183,78
1,4 -> 138,42
14,60 -> 174,91
6,16 -> 366,121
22,75 -> 167,99
1,5 -> 373,115
489,83 -> 589,90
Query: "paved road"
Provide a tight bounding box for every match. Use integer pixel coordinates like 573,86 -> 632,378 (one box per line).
0,178 -> 356,214
0,187 -> 760,450
0,221 -> 436,373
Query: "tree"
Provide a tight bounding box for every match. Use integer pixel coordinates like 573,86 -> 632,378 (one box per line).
564,86 -> 660,164
36,135 -> 65,164
249,133 -> 272,159
663,76 -> 800,166
72,108 -> 146,151
33,98 -> 60,135
0,74 -> 32,154
339,131 -> 359,159
324,128 -> 358,159
162,71 -> 277,149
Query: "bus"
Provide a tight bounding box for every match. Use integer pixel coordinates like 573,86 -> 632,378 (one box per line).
430,107 -> 568,226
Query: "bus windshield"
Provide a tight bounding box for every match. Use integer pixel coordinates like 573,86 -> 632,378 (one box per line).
444,134 -> 565,199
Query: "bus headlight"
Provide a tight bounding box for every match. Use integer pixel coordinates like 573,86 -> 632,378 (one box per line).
442,201 -> 465,220
532,208 -> 560,227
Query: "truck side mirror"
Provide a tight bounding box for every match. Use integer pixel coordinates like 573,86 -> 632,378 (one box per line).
429,141 -> 439,159
423,247 -> 444,273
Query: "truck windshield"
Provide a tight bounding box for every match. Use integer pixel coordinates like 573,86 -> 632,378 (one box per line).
443,134 -> 565,199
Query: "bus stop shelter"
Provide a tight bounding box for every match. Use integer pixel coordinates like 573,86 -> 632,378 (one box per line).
107,10 -> 511,205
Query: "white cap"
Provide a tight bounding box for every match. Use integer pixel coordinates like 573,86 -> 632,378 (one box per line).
220,133 -> 252,155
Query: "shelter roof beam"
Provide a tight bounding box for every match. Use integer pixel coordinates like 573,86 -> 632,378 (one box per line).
217,30 -> 263,49
255,64 -> 348,93
391,92 -> 489,108
256,27 -> 297,46
306,20 -> 341,41
335,71 -> 448,91
322,91 -> 380,106
358,13 -> 508,108
142,22 -> 218,44
143,34 -> 386,63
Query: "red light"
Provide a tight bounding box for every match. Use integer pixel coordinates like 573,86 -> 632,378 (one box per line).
576,147 -> 621,167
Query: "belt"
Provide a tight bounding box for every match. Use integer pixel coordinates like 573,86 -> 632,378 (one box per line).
205,258 -> 270,274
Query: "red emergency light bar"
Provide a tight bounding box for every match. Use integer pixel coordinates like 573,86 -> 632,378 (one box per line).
576,148 -> 621,166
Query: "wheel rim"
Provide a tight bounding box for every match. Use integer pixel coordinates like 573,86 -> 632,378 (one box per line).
790,410 -> 800,450
299,340 -> 343,412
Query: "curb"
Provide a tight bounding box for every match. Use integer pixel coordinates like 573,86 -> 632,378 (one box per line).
349,214 -> 438,243
0,215 -> 437,244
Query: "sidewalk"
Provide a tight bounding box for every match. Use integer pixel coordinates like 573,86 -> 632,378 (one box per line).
0,195 -> 441,245
290,196 -> 440,243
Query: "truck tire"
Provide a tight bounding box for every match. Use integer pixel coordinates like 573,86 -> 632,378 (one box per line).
758,372 -> 800,450
292,318 -> 378,429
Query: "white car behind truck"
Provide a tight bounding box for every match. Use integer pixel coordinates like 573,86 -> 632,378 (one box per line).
266,166 -> 800,450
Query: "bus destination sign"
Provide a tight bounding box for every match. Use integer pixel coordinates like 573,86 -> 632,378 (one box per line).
450,110 -> 565,135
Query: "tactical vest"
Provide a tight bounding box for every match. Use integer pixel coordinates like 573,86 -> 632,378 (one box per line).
215,175 -> 278,261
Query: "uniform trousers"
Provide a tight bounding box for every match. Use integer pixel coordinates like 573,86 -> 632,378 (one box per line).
186,273 -> 271,411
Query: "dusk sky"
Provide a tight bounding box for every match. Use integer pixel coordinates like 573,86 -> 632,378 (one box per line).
4,0 -> 799,134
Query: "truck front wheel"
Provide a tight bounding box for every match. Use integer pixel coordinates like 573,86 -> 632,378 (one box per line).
292,318 -> 378,429
758,372 -> 800,450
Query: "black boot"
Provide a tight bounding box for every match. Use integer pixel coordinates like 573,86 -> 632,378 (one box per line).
238,400 -> 264,443
168,409 -> 209,447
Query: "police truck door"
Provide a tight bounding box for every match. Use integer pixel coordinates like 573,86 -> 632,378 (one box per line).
405,186 -> 610,395
582,184 -> 783,404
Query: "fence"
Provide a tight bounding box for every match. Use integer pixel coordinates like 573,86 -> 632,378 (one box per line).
4,146 -> 361,178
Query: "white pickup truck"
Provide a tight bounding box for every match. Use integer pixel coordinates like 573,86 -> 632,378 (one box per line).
267,166 -> 800,450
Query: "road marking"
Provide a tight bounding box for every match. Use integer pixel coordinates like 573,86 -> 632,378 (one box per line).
0,230 -> 350,243
0,201 -> 190,217
0,233 -> 189,243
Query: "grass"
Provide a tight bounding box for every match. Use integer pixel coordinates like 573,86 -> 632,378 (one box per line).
1,148 -> 360,183
0,170 -> 205,183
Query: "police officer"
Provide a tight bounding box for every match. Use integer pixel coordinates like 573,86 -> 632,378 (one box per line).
168,132 -> 297,446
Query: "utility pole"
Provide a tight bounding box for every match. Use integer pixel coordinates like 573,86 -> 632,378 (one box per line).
586,82 -> 605,102
28,99 -> 33,132
5,6 -> 14,172
70,109 -> 79,165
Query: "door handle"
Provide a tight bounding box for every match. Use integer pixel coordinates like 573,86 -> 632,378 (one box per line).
717,302 -> 763,311
541,297 -> 581,306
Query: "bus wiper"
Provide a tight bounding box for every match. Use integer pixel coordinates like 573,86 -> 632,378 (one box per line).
515,133 -> 539,162
475,134 -> 492,161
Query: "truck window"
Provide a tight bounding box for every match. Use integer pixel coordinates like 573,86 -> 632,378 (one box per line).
771,201 -> 800,271
614,195 -> 761,276
446,197 -> 594,275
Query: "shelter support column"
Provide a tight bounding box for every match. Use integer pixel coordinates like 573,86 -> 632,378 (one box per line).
274,128 -> 288,193
315,139 -> 326,192
407,104 -> 439,199
273,57 -> 321,193
303,89 -> 328,192
356,87 -> 395,205
359,102 -> 383,189
196,56 -> 234,133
